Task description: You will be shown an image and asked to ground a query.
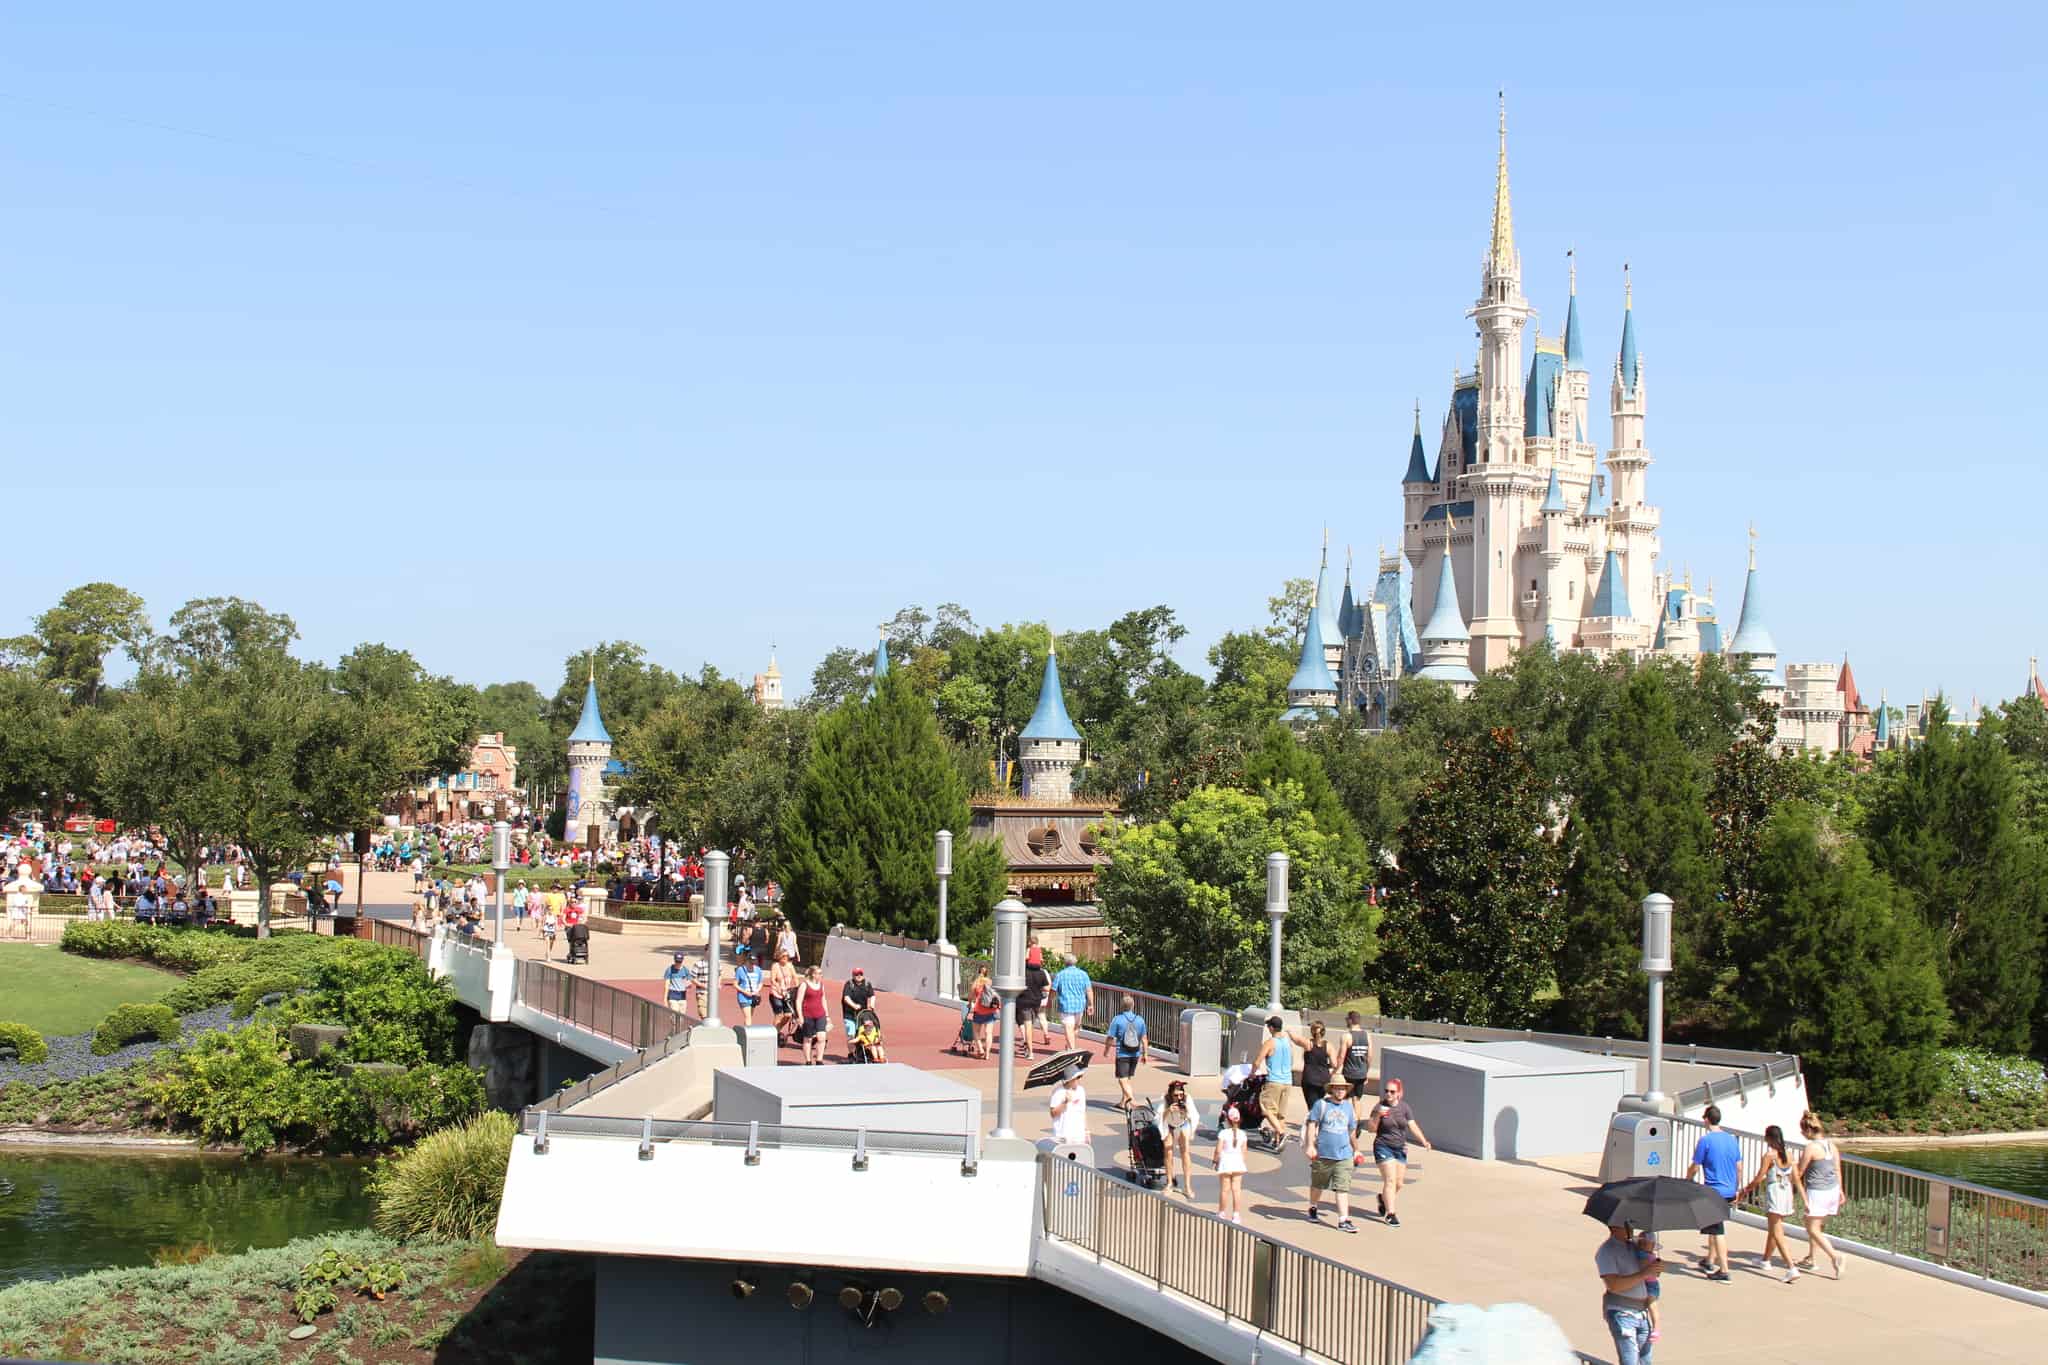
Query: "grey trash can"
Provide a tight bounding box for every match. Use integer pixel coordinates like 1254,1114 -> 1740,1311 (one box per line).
1598,1112 -> 1674,1185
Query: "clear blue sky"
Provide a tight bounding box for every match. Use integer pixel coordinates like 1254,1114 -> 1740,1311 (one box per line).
3,5 -> 2041,708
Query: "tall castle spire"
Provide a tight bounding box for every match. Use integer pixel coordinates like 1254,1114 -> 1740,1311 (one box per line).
1489,91 -> 1515,278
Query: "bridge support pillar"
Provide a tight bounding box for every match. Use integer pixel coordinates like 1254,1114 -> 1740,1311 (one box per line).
467,1023 -> 540,1110
485,943 -> 518,1023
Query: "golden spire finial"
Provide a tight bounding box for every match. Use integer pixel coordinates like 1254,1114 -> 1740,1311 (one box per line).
588,651 -> 595,686
1568,246 -> 1577,295
1489,90 -> 1515,276
1624,261 -> 1633,309
1345,543 -> 1354,575
1413,398 -> 1422,433
1747,522 -> 1758,571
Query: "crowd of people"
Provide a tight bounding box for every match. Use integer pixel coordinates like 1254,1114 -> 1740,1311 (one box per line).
2,824 -> 256,935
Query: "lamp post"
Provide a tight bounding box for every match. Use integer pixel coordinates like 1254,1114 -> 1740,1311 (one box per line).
991,898 -> 1029,1139
491,821 -> 511,944
934,830 -> 952,947
1265,852 -> 1289,1013
1640,892 -> 1673,1107
702,850 -> 728,1027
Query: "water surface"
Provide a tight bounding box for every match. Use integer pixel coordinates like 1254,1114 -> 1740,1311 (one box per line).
1860,1141 -> 2048,1200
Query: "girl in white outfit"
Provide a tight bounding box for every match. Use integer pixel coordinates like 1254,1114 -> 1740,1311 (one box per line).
1214,1104 -> 1249,1224
1740,1124 -> 1804,1282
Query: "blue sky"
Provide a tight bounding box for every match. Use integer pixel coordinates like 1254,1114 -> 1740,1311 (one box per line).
2,5 -> 2041,708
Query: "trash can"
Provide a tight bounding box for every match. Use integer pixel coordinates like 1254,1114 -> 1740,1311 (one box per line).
1598,1111 -> 1674,1185
1178,1009 -> 1222,1077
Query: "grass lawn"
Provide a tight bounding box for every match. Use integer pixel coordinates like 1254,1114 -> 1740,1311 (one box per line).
0,946 -> 178,1035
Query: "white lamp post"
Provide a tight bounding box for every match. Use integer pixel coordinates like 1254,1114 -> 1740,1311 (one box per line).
491,821 -> 511,943
1265,852 -> 1289,1013
935,830 -> 953,947
991,898 -> 1029,1138
1640,892 -> 1673,1107
702,850 -> 728,1027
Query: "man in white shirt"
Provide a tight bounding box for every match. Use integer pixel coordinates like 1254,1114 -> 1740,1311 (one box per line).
1049,1065 -> 1089,1146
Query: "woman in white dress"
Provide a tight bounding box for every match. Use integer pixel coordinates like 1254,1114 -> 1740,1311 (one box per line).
1740,1123 -> 1803,1281
1214,1103 -> 1249,1224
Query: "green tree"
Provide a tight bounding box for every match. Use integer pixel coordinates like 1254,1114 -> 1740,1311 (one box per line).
0,671 -> 72,815
1703,735 -> 1806,994
778,671 -> 1005,941
1203,630 -> 1293,735
806,646 -> 870,710
1864,701 -> 2044,1052
615,669 -> 761,845
705,707 -> 817,879
1724,803 -> 1949,1113
1375,728 -> 1564,1027
1241,724 -> 1370,872
156,596 -> 299,670
330,644 -> 481,787
34,582 -> 151,705
1098,781 -> 1373,1008
1554,667 -> 1719,1036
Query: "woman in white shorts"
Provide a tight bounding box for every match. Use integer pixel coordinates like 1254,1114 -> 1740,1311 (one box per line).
1160,1080 -> 1198,1196
1214,1103 -> 1249,1224
1796,1111 -> 1845,1277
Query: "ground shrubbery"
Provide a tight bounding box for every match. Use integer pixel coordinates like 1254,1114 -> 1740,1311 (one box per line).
1825,1049 -> 2048,1135
0,1064 -> 157,1129
371,1111 -> 516,1242
613,904 -> 698,922
0,1022 -> 49,1065
91,1004 -> 181,1056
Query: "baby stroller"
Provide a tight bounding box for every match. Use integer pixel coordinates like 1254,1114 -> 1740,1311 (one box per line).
848,1007 -> 886,1064
1124,1101 -> 1168,1189
1221,1063 -> 1283,1153
563,921 -> 591,965
947,999 -> 977,1056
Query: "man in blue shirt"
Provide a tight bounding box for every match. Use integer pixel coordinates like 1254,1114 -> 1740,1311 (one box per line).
1686,1104 -> 1743,1281
1051,954 -> 1093,1052
1303,1076 -> 1361,1232
1102,994 -> 1149,1108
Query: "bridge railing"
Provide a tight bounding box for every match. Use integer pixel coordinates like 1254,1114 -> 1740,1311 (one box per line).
1668,1114 -> 2048,1294
370,919 -> 430,957
514,958 -> 688,1052
532,1025 -> 696,1114
517,1109 -> 980,1168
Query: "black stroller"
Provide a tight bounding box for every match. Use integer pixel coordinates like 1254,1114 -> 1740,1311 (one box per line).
1222,1064 -> 1284,1153
564,921 -> 590,965
1124,1101 -> 1168,1189
848,1007 -> 885,1064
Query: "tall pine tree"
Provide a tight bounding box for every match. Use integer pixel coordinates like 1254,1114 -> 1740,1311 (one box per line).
1554,667 -> 1718,1035
778,671 -> 1006,943
1375,728 -> 1564,1027
1865,701 -> 2043,1052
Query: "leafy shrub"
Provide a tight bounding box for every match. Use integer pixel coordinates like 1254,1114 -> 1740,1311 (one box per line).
0,1021 -> 49,1065
91,1003 -> 182,1056
613,904 -> 698,922
1936,1049 -> 2048,1105
292,1246 -> 407,1322
62,921 -> 251,972
229,972 -> 307,1018
0,1063 -> 159,1129
306,951 -> 458,1066
371,1111 -> 515,1243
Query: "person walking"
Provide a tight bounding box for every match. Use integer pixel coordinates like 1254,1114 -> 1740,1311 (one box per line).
512,881 -> 529,928
1303,1075 -> 1362,1232
1019,952 -> 1050,1058
733,955 -> 765,1027
1252,1015 -> 1308,1148
663,951 -> 696,1018
1795,1112 -> 1846,1278
840,966 -> 878,1059
1597,1220 -> 1664,1365
1367,1075 -> 1432,1226
1048,1063 -> 1088,1145
1298,1019 -> 1335,1111
540,898 -> 560,957
1685,1104 -> 1743,1281
1160,1079 -> 1196,1197
1103,995 -> 1148,1108
1214,1104 -> 1249,1225
1050,954 -> 1094,1051
1339,1010 -> 1371,1095
1739,1123 -> 1803,1282
796,965 -> 831,1065
965,965 -> 1000,1059
767,950 -> 800,1044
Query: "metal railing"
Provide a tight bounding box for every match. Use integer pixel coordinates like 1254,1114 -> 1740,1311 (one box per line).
1039,1155 -> 1440,1363
370,919 -> 430,956
1673,1054 -> 1802,1112
1667,1115 -> 2048,1293
518,1110 -> 979,1167
1301,1010 -> 1794,1072
514,958 -> 688,1051
532,1025 -> 695,1113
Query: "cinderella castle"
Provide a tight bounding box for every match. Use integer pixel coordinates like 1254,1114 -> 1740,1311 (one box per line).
1283,101 -> 1826,747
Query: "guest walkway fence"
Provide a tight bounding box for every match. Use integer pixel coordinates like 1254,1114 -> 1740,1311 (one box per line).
1668,1115 -> 2048,1295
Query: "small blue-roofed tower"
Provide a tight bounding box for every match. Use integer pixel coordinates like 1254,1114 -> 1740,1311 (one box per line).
1726,526 -> 1789,743
1414,519 -> 1476,693
1282,576 -> 1340,728
1019,639 -> 1083,801
565,657 -> 615,845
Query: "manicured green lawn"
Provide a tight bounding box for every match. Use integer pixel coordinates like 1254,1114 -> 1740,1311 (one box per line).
0,945 -> 178,1035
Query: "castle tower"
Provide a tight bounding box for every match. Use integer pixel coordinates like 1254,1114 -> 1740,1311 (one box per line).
1560,253 -> 1590,450
1538,468 -> 1572,642
1727,528 -> 1790,745
1578,534 -> 1635,658
1606,269 -> 1661,622
1414,517 -> 1477,693
2029,658 -> 2048,708
1313,530 -> 1344,681
865,629 -> 890,699
564,660 -> 613,846
752,649 -> 787,711
1282,575 -> 1341,728
1018,640 -> 1083,801
1874,689 -> 1893,749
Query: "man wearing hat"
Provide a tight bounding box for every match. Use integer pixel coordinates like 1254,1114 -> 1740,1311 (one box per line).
839,966 -> 878,1059
663,951 -> 697,1017
1302,1075 -> 1362,1232
1048,1062 -> 1088,1146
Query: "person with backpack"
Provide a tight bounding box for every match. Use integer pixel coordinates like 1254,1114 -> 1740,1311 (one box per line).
1019,953 -> 1051,1059
1102,994 -> 1149,1108
966,965 -> 1000,1059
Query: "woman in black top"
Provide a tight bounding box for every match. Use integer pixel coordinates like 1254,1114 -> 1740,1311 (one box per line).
1299,1020 -> 1334,1111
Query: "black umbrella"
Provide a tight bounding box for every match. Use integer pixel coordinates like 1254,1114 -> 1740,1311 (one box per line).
1583,1177 -> 1729,1232
1024,1051 -> 1091,1090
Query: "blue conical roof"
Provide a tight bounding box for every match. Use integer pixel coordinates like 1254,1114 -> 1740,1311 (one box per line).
1419,547 -> 1468,645
1874,693 -> 1890,744
1619,299 -> 1639,397
1588,550 -> 1630,619
1728,565 -> 1775,657
1402,424 -> 1432,483
1285,597 -> 1337,696
1564,290 -> 1585,368
1338,575 -> 1359,641
568,677 -> 611,744
1584,475 -> 1609,518
1540,467 -> 1568,513
1020,647 -> 1081,742
1312,554 -> 1341,656
873,636 -> 890,679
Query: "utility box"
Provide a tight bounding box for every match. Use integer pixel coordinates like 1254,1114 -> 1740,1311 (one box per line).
711,1063 -> 980,1138
1599,1112 -> 1674,1185
1178,1009 -> 1221,1077
1379,1040 -> 1632,1161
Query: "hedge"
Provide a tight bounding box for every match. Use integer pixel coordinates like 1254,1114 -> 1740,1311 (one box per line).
612,904 -> 698,922
92,1003 -> 183,1056
0,1020 -> 50,1065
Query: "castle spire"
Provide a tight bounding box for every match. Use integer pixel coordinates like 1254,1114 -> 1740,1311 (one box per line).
568,668 -> 610,745
1618,263 -> 1640,397
1489,91 -> 1515,278
1563,248 -> 1585,368
1728,526 -> 1777,659
1402,400 -> 1432,483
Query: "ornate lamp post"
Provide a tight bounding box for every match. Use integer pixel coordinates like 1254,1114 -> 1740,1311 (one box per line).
491,821 -> 511,943
702,850 -> 728,1027
1265,852 -> 1289,1013
935,830 -> 953,947
991,898 -> 1029,1138
1640,892 -> 1673,1107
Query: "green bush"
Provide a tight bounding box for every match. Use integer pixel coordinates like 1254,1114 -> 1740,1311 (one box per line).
91,1003 -> 182,1056
62,921 -> 251,971
229,972 -> 307,1018
306,951 -> 458,1066
0,1021 -> 49,1065
0,1063 -> 158,1129
371,1111 -> 516,1242
1936,1049 -> 2048,1105
613,904 -> 698,922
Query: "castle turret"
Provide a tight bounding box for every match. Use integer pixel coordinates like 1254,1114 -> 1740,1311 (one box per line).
1605,268 -> 1660,621
565,661 -> 613,846
752,650 -> 786,711
1282,574 -> 1341,727
1727,529 -> 1789,743
1019,641 -> 1083,801
1414,519 -> 1476,693
1560,254 -> 1590,447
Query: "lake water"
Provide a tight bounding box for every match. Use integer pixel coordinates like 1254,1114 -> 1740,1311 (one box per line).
1860,1141 -> 2048,1200
0,1148 -> 374,1282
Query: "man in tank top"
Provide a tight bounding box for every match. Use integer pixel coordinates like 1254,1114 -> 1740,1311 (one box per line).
1341,1010 -> 1371,1088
